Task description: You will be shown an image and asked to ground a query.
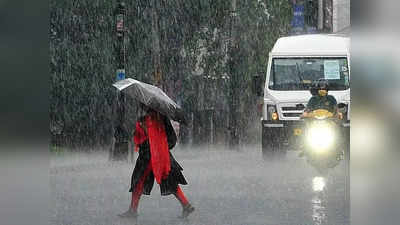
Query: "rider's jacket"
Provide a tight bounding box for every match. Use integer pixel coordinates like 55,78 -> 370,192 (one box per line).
305,95 -> 337,113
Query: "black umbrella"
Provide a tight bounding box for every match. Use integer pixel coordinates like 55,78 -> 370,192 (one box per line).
113,78 -> 186,124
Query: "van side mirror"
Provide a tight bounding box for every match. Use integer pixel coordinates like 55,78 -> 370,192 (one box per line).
252,75 -> 263,97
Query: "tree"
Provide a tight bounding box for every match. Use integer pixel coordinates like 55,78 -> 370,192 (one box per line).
50,0 -> 292,149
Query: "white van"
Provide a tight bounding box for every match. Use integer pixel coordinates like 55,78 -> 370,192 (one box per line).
261,34 -> 350,157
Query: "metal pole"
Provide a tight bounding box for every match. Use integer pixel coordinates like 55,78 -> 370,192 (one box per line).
112,0 -> 128,161
228,0 -> 239,150
116,1 -> 126,79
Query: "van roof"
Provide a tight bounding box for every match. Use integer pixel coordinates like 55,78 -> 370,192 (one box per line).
271,34 -> 350,56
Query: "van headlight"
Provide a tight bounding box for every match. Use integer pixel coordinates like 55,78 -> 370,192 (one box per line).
306,122 -> 335,152
267,105 -> 278,120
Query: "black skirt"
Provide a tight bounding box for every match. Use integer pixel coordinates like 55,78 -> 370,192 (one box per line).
129,141 -> 188,196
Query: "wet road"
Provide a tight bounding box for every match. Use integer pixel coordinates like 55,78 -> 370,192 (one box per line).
50,146 -> 349,225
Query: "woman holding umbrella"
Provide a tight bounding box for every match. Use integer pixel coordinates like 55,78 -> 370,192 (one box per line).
119,103 -> 194,219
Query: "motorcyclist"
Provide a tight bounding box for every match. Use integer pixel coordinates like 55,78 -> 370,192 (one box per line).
299,79 -> 342,159
302,79 -> 338,118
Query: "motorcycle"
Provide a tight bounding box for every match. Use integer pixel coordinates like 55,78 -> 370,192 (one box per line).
300,109 -> 345,173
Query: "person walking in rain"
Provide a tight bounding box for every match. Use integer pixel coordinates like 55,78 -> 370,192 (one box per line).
119,103 -> 194,219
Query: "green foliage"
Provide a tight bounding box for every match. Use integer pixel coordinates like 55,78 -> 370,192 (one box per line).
50,0 -> 292,148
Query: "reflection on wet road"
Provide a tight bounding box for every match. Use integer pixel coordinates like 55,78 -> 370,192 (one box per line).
312,177 -> 327,225
312,193 -> 327,225
51,146 -> 349,225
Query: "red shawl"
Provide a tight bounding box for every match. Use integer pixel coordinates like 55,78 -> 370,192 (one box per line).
133,113 -> 171,184
133,122 -> 147,152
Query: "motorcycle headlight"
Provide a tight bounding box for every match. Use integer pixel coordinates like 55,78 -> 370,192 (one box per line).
306,122 -> 335,152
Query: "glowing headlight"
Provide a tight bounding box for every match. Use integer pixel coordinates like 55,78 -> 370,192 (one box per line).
267,105 -> 278,120
306,123 -> 335,151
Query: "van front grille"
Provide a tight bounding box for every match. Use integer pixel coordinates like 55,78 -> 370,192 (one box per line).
282,104 -> 305,111
278,103 -> 307,120
283,113 -> 303,117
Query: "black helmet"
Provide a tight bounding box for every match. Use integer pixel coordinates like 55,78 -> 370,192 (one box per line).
316,79 -> 329,91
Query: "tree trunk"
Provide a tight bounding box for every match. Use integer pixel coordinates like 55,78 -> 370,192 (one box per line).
228,0 -> 240,150
150,0 -> 162,88
318,0 -> 324,30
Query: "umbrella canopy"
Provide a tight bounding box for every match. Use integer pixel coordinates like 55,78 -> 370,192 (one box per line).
113,78 -> 186,124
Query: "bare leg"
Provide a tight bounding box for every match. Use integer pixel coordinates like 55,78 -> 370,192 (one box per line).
174,186 -> 194,218
119,163 -> 152,218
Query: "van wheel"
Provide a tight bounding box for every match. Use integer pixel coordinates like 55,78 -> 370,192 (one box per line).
262,142 -> 279,160
262,127 -> 284,160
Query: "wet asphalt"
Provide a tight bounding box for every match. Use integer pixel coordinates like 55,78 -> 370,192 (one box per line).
50,145 -> 349,225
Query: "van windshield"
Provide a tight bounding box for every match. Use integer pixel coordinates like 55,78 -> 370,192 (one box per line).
269,57 -> 350,91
